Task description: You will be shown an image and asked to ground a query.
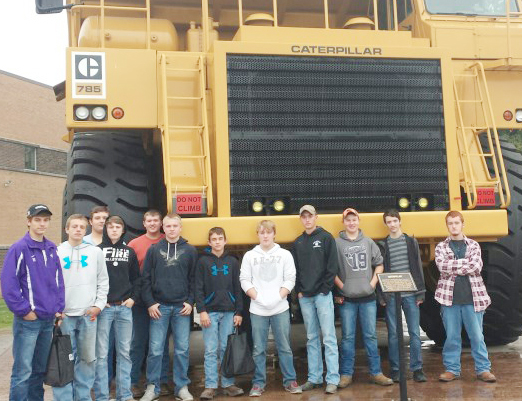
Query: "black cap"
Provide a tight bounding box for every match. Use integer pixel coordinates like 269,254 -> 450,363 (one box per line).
27,204 -> 52,218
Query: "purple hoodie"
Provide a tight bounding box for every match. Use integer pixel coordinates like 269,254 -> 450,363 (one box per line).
1,232 -> 65,319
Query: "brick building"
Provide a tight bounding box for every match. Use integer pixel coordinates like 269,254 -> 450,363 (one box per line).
0,70 -> 68,266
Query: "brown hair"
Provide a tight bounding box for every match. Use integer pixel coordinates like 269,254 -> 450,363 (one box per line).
106,215 -> 125,227
66,214 -> 89,229
208,227 -> 227,241
445,210 -> 464,224
256,220 -> 276,234
90,205 -> 110,219
143,209 -> 162,221
383,209 -> 401,223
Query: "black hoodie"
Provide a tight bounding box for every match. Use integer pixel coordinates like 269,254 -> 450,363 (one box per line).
292,227 -> 339,296
195,250 -> 243,316
141,237 -> 197,308
99,222 -> 140,304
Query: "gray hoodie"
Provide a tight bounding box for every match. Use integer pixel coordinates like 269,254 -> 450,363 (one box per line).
335,230 -> 383,300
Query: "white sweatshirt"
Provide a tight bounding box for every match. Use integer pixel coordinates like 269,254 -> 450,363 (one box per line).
57,241 -> 109,316
240,243 -> 296,316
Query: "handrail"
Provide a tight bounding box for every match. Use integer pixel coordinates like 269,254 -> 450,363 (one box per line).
159,54 -> 173,212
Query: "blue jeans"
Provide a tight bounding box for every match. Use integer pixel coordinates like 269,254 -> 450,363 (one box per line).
9,316 -> 54,401
130,304 -> 170,385
94,305 -> 133,401
441,305 -> 491,375
146,304 -> 190,394
251,310 -> 296,388
53,315 -> 98,401
299,292 -> 340,385
339,300 -> 382,376
202,311 -> 235,388
385,295 -> 422,372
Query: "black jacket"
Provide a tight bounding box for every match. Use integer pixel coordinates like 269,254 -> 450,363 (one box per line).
141,237 -> 197,308
292,227 -> 339,296
195,250 -> 243,316
99,224 -> 140,304
380,233 -> 426,302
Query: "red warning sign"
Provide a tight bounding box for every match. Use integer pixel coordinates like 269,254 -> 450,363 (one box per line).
176,194 -> 203,214
476,188 -> 495,207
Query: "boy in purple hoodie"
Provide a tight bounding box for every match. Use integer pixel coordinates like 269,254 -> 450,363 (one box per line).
1,204 -> 65,401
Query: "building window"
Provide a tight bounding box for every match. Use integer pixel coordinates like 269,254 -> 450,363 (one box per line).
24,145 -> 36,170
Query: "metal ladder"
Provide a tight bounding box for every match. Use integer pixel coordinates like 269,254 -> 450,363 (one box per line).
159,53 -> 213,214
453,61 -> 510,209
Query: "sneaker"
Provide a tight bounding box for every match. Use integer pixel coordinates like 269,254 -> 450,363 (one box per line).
301,381 -> 322,391
413,369 -> 427,382
284,381 -> 302,394
338,375 -> 352,388
325,384 -> 337,394
176,386 -> 194,401
371,373 -> 393,386
140,384 -> 159,401
249,385 -> 265,397
439,372 -> 459,382
477,371 -> 497,383
390,370 -> 400,383
200,388 -> 215,400
132,384 -> 145,399
222,385 -> 244,397
160,382 -> 174,396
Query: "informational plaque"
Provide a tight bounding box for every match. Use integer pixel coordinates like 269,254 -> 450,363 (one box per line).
377,272 -> 417,293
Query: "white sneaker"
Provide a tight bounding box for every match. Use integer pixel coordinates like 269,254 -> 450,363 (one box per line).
176,385 -> 194,401
140,384 -> 159,401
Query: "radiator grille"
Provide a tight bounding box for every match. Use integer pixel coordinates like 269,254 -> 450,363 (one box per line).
227,54 -> 449,215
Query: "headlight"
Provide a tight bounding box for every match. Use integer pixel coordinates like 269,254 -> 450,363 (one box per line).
92,106 -> 107,120
417,197 -> 429,209
516,109 -> 522,123
252,201 -> 264,213
75,106 -> 89,120
398,197 -> 410,209
273,200 -> 285,212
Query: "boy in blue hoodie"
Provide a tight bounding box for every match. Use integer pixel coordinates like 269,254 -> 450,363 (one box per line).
54,214 -> 109,401
196,227 -> 244,400
1,204 -> 65,401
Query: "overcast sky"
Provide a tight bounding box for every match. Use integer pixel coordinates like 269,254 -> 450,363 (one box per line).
1,3 -> 68,86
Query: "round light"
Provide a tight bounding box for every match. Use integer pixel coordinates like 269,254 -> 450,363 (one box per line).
398,197 -> 410,209
75,106 -> 89,120
504,110 -> 513,121
112,107 -> 124,119
418,197 -> 429,209
516,109 -> 522,123
252,201 -> 264,213
92,106 -> 107,120
273,200 -> 285,212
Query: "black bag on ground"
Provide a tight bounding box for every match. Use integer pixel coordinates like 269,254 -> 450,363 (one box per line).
44,324 -> 74,387
221,326 -> 255,378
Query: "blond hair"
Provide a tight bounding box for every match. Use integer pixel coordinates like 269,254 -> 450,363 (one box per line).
256,220 -> 276,234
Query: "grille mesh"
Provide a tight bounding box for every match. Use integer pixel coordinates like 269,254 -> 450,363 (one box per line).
227,54 -> 449,215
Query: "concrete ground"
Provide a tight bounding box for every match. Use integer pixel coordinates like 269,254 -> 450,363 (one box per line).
1,321 -> 521,400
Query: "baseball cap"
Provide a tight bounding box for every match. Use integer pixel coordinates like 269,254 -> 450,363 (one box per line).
299,205 -> 317,215
27,204 -> 53,217
342,208 -> 359,219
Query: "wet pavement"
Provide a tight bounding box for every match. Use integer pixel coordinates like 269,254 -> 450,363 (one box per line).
1,322 -> 522,400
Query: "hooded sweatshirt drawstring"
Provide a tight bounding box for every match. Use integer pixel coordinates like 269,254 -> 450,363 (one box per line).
166,242 -> 178,262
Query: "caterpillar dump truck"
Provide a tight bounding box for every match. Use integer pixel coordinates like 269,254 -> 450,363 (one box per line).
36,0 -> 522,345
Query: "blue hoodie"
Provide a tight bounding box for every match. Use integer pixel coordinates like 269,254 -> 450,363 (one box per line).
1,232 -> 65,319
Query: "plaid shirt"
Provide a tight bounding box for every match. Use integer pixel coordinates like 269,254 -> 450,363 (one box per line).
434,236 -> 490,312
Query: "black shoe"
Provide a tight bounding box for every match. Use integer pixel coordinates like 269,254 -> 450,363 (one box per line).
413,369 -> 427,382
390,370 -> 400,383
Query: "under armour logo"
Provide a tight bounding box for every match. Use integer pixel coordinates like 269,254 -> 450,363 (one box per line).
63,255 -> 88,269
211,264 -> 229,276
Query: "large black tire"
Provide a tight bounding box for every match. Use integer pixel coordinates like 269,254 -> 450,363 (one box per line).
420,138 -> 522,345
63,132 -> 150,239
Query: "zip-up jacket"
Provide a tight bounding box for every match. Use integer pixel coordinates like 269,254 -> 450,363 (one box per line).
292,227 -> 339,296
335,230 -> 383,302
99,226 -> 141,304
1,232 -> 65,319
57,240 -> 109,316
142,237 -> 197,308
379,234 -> 426,303
240,244 -> 296,317
195,250 -> 243,316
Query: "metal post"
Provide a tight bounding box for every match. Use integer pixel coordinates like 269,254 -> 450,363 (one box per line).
395,292 -> 408,401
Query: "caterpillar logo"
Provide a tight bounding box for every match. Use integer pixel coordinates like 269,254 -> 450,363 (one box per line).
71,51 -> 106,99
291,45 -> 382,55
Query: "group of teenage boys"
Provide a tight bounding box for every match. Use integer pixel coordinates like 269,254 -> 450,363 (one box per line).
2,202 -> 497,401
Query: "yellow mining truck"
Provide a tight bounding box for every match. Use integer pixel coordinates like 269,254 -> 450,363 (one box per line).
37,0 -> 522,344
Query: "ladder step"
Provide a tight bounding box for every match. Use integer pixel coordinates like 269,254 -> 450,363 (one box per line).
473,181 -> 499,186
467,153 -> 494,157
170,155 -> 206,159
460,127 -> 488,130
172,186 -> 208,191
167,96 -> 203,101
454,73 -> 478,78
168,125 -> 203,130
165,68 -> 200,72
458,100 -> 482,103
